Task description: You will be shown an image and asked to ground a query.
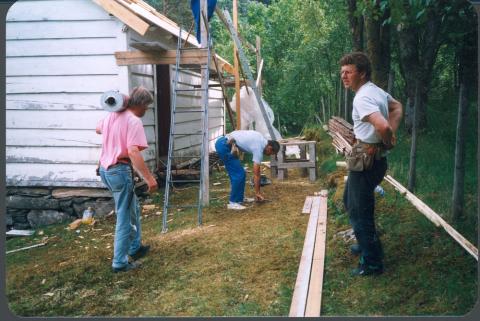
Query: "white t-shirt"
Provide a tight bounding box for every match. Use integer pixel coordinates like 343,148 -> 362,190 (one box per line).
352,81 -> 392,144
226,130 -> 267,164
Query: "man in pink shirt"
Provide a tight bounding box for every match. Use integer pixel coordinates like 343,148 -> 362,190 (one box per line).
96,86 -> 158,273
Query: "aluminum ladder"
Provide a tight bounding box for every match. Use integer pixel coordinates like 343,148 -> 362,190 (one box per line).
162,27 -> 213,233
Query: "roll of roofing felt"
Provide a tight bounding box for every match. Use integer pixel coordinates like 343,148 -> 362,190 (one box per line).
100,90 -> 128,112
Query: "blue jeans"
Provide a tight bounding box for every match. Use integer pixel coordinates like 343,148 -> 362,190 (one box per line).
215,136 -> 245,203
99,164 -> 141,269
343,157 -> 387,268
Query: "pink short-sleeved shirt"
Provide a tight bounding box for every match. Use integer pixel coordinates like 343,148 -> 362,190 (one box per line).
97,109 -> 148,169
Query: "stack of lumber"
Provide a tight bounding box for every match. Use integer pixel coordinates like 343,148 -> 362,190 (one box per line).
327,117 -> 354,155
289,190 -> 328,317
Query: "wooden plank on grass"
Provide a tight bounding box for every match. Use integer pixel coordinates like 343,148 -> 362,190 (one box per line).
384,175 -> 478,261
302,196 -> 313,214
289,196 -> 321,317
305,190 -> 328,316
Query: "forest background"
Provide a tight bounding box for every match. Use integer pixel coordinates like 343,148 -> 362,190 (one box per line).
146,0 -> 477,244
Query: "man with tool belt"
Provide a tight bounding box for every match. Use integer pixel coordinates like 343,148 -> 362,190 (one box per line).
96,86 -> 158,273
340,52 -> 403,276
215,130 -> 280,210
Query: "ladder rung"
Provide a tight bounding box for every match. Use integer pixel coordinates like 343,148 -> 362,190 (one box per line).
171,155 -> 202,159
172,133 -> 203,136
177,66 -> 208,71
170,179 -> 201,183
166,204 -> 201,209
175,88 -> 207,92
174,109 -> 203,113
179,47 -> 209,51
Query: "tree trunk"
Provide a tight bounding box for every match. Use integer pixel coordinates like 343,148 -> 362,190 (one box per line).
452,83 -> 468,220
407,82 -> 419,192
347,0 -> 364,52
396,1 -> 445,133
364,0 -> 390,90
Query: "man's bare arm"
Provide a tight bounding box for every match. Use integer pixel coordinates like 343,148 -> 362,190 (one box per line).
253,163 -> 264,201
387,97 -> 403,133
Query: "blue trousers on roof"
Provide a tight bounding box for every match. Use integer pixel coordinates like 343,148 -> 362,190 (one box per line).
215,136 -> 245,203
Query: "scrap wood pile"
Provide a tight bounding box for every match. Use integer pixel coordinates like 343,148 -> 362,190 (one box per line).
327,117 -> 354,155
156,152 -> 223,181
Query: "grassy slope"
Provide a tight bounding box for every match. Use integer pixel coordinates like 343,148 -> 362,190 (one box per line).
5,120 -> 477,316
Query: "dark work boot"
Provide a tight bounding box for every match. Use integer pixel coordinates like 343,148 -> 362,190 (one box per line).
351,264 -> 383,276
130,245 -> 150,261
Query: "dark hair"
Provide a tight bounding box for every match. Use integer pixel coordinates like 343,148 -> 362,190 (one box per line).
268,140 -> 280,154
127,86 -> 154,109
339,52 -> 371,81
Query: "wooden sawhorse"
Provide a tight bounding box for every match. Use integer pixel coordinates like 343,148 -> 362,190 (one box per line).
270,139 -> 317,182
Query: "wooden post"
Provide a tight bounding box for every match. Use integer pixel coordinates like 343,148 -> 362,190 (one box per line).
201,0 -> 209,205
256,36 -> 262,96
233,0 -> 241,130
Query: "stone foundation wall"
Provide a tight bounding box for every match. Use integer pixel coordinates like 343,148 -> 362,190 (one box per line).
6,187 -> 116,230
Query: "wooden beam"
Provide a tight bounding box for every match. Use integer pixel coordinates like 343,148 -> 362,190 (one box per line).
115,50 -> 208,66
256,58 -> 264,89
256,36 -> 263,96
212,50 -> 236,130
305,190 -> 328,317
93,0 -> 150,36
384,175 -> 478,261
232,1 -> 241,130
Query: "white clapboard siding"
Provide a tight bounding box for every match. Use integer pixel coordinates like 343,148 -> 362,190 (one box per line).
7,127 -> 156,147
7,0 -> 110,22
6,98 -> 104,111
7,146 -> 101,164
6,20 -> 118,40
6,110 -> 155,129
7,56 -> 120,76
7,75 -> 122,94
6,145 -> 155,164
7,129 -> 102,147
7,38 -> 121,57
6,163 -> 103,187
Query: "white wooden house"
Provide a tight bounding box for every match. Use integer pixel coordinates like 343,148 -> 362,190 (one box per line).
6,0 -> 232,189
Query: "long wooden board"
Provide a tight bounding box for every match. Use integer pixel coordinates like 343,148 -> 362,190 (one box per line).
289,196 -> 321,317
301,196 -> 313,214
384,175 -> 478,261
305,190 -> 328,316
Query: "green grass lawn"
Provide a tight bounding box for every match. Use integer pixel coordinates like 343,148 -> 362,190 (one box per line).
5,128 -> 478,316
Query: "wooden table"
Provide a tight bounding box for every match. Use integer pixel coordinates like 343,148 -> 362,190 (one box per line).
270,139 -> 317,182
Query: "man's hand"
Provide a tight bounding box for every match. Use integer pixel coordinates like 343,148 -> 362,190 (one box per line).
382,134 -> 396,150
255,193 -> 265,202
145,175 -> 158,193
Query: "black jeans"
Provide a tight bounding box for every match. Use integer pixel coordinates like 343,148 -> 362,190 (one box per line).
343,157 -> 387,267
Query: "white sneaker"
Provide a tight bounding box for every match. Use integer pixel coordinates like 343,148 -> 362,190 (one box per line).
243,197 -> 255,203
227,202 -> 246,210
